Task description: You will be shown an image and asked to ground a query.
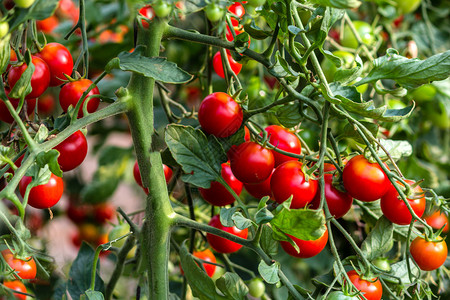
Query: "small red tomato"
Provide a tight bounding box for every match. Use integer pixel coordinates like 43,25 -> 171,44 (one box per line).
139,4 -> 155,28
1,249 -> 37,279
280,226 -> 328,258
0,97 -> 36,124
54,130 -> 88,172
228,2 -> 245,18
410,236 -> 448,271
244,126 -> 250,142
199,162 -> 243,206
180,249 -> 217,278
424,211 -> 449,233
8,56 -> 50,99
264,125 -> 302,166
37,93 -> 56,116
346,270 -> 382,300
93,203 -> 115,224
206,214 -> 248,253
36,15 -> 59,34
19,173 -> 64,209
59,79 -> 100,118
342,155 -> 390,202
243,168 -> 274,199
198,92 -> 243,138
212,51 -> 242,78
228,141 -> 274,184
66,200 -> 92,223
3,280 -> 27,300
380,180 -> 426,225
36,43 -> 74,86
133,160 -> 172,194
270,161 -> 318,209
309,174 -> 353,219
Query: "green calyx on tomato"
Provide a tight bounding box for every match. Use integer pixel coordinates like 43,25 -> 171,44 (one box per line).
341,21 -> 375,49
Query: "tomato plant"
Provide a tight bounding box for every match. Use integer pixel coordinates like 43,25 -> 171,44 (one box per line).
2,280 -> 27,300
19,173 -> 64,209
206,214 -> 248,253
1,249 -> 36,279
346,270 -> 382,300
280,225 -> 328,258
205,3 -> 224,22
0,21 -> 8,38
183,249 -> 217,278
248,278 -> 265,298
54,130 -> 88,171
393,0 -> 421,15
133,160 -> 172,194
108,222 -> 130,248
153,1 -> 172,18
13,0 -> 35,8
36,43 -> 74,87
410,236 -> 448,271
327,291 -> 359,300
59,79 -> 100,118
139,5 -> 155,28
7,56 -> 50,99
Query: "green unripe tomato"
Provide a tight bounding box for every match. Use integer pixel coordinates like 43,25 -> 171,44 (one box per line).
248,278 -> 265,298
387,98 -> 407,109
327,291 -> 359,300
409,84 -> 437,102
108,223 -> 130,248
205,3 -> 225,22
321,51 -> 355,82
372,257 -> 392,272
424,98 -> 450,129
393,0 -> 421,15
0,22 -> 9,38
14,0 -> 35,8
153,1 -> 172,18
341,21 -> 375,49
247,0 -> 267,7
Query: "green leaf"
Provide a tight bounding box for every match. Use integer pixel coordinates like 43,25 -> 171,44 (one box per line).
0,34 -> 11,74
310,0 -> 361,9
311,7 -> 344,56
85,290 -> 104,300
9,0 -> 59,31
334,55 -> 363,85
231,212 -> 253,230
25,164 -> 52,187
35,150 -> 63,178
270,209 -> 326,241
275,102 -> 303,128
116,46 -> 193,84
220,207 -> 239,227
356,49 -> 450,90
389,259 -> 419,286
397,157 -> 439,189
216,273 -> 248,300
361,216 -> 394,261
260,225 -> 278,256
243,21 -> 272,40
268,51 -> 299,78
9,53 -> 34,100
342,121 -> 379,144
376,140 -> 412,162
34,124 -> 49,144
165,125 -> 227,188
255,208 -> 274,225
258,260 -> 280,284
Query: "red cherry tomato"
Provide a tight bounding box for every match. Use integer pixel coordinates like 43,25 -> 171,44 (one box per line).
212,51 -> 242,78
244,126 -> 250,142
199,162 -> 243,206
264,125 -> 302,166
380,180 -> 426,225
342,155 -> 390,202
36,43 -> 74,86
270,161 -> 318,209
133,160 -> 172,194
0,97 -> 36,124
198,92 -> 243,138
346,270 -> 382,300
180,249 -> 217,277
280,226 -> 328,258
310,174 -> 353,219
66,200 -> 92,223
93,203 -> 115,224
244,168 -> 274,199
54,130 -> 88,171
410,236 -> 448,271
228,2 -> 245,18
1,249 -> 36,279
3,280 -> 27,300
59,79 -> 100,118
36,16 -> 59,34
19,173 -> 64,209
228,141 -> 274,184
8,56 -> 50,99
424,211 -> 449,233
206,214 -> 248,253
139,5 -> 155,28
37,93 -> 56,116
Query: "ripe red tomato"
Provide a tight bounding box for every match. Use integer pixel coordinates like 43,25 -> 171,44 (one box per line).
212,51 -> 242,78
198,92 -> 243,138
36,16 -> 59,34
180,249 -> 217,277
424,211 -> 449,233
1,249 -> 36,279
206,214 -> 248,253
19,173 -> 64,209
346,270 -> 382,300
8,56 -> 50,99
37,93 -> 56,116
36,43 -> 74,86
342,155 -> 390,202
280,225 -> 328,258
310,174 -> 353,219
2,280 -> 27,300
93,203 -> 115,224
380,180 -> 425,225
228,2 -> 245,18
0,97 -> 36,124
66,200 -> 91,223
59,79 -> 100,118
54,130 -> 88,171
244,168 -> 274,199
264,125 -> 302,166
139,5 -> 155,28
228,141 -> 274,184
199,162 -> 243,206
410,236 -> 448,271
270,161 -> 318,209
133,160 -> 173,194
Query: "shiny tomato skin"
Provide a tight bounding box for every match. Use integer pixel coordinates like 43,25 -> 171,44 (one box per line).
36,43 -> 74,86
8,56 -> 50,99
346,270 -> 382,300
37,93 -> 56,116
212,51 -> 242,78
280,226 -> 328,258
199,162 -> 243,206
310,174 -> 353,219
3,280 -> 27,300
189,249 -> 217,277
59,79 -> 100,118
54,130 -> 88,171
36,15 -> 59,34
133,160 -> 172,194
265,125 -> 302,166
228,141 -> 274,184
424,211 -> 449,233
139,5 -> 155,28
0,97 -> 36,124
198,92 -> 243,138
270,161 -> 318,209
342,155 -> 389,202
380,180 -> 425,225
19,173 -> 64,209
244,168 -> 274,199
206,214 -> 248,253
410,236 -> 448,271
1,249 -> 36,279
228,2 -> 245,18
